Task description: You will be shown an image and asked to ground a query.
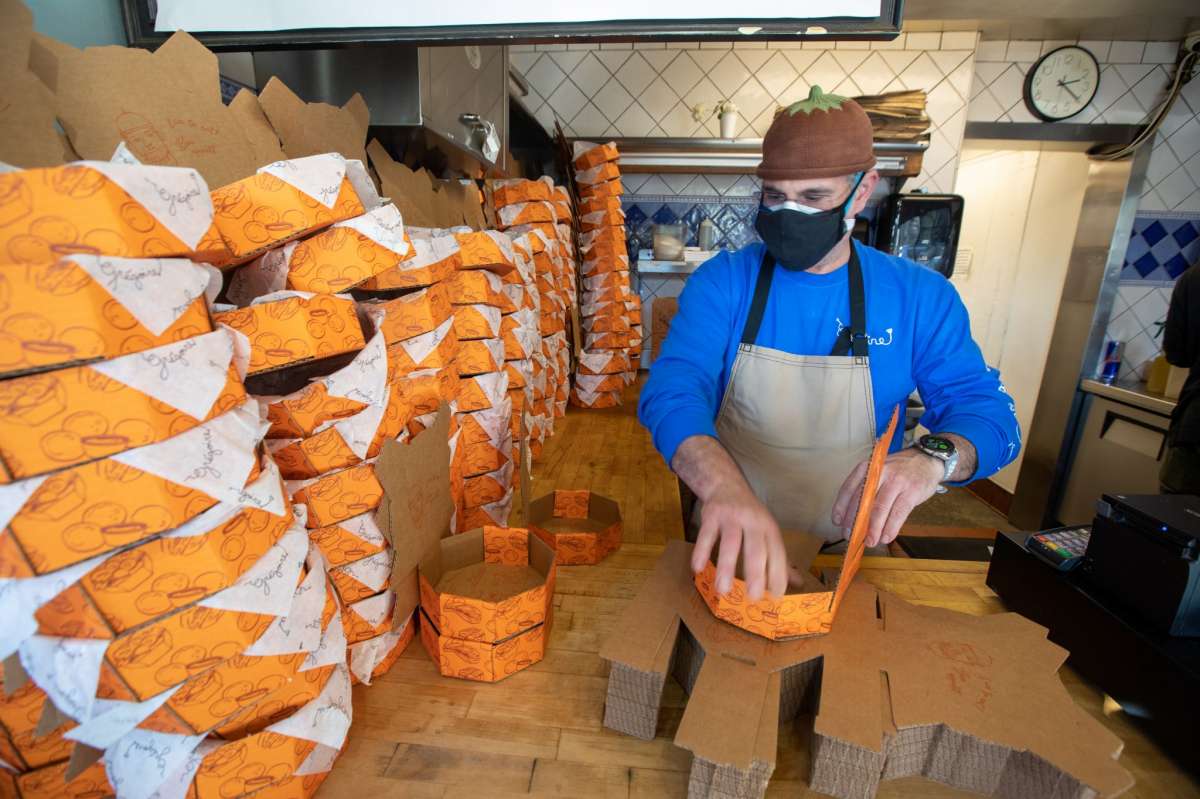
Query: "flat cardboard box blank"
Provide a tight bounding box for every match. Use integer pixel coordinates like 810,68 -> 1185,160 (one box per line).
600,540 -> 1134,799
0,0 -> 66,169
258,77 -> 369,166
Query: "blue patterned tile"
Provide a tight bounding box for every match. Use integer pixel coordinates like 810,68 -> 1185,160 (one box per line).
651,205 -> 679,225
1133,251 -> 1159,277
1121,213 -> 1200,284
1163,253 -> 1190,279
1173,220 -> 1198,247
1141,220 -> 1167,246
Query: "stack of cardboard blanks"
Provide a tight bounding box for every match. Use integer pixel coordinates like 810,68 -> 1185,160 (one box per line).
0,160 -> 352,798
571,142 -> 641,407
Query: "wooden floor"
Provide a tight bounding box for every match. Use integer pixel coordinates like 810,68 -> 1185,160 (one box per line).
321,381 -> 1200,799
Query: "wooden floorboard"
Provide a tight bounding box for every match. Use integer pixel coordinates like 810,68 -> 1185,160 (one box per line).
321,380 -> 1198,799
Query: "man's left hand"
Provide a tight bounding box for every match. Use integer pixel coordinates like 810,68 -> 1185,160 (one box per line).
830,448 -> 944,547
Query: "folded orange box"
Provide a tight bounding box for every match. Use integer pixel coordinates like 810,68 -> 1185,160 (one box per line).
452,303 -> 502,341
418,526 -> 554,682
361,282 -> 452,345
573,141 -> 620,171
496,201 -> 556,230
308,511 -> 387,568
490,178 -> 553,208
0,677 -> 74,771
193,728 -> 318,799
209,154 -> 368,262
456,434 -> 512,479
454,231 -> 517,277
457,371 -> 508,413
529,489 -> 623,566
290,462 -> 385,529
358,235 -> 461,291
581,253 -> 631,276
581,225 -> 627,249
583,331 -> 637,350
569,387 -> 623,409
211,662 -> 337,742
448,269 -> 507,308
579,211 -> 625,233
575,161 -> 621,187
265,381 -> 369,441
462,463 -> 513,508
0,255 -> 214,380
582,314 -> 632,335
579,177 -> 623,200
329,549 -> 392,604
349,613 -> 416,685
575,373 -> 627,394
0,162 -> 227,265
456,399 -> 511,447
236,203 -> 411,298
0,329 -> 246,481
398,366 -> 460,424
15,759 -> 111,799
1,402 -> 262,574
458,491 -> 514,530
583,271 -> 632,293
538,314 -> 566,337
502,328 -> 531,361
342,589 -> 395,644
457,338 -> 504,377
214,292 -> 364,377
578,194 -> 624,216
386,318 -> 459,376
504,362 -> 527,391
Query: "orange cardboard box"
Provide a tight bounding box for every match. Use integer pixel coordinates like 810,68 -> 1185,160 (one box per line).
457,338 -> 504,377
538,313 -> 566,337
420,604 -> 548,683
418,527 -> 554,673
575,373 -> 627,394
386,318 -> 459,376
581,297 -> 635,319
578,194 -> 623,216
694,407 -> 900,640
214,292 -> 364,376
0,401 -> 263,574
575,161 -> 621,186
569,387 -> 623,409
582,314 -> 631,335
308,511 -> 387,568
456,398 -> 511,447
0,676 -> 74,770
502,327 -> 533,361
581,225 -> 626,250
584,330 -> 637,350
211,662 -> 337,741
581,252 -> 631,276
529,489 -> 623,566
290,462 -> 385,529
572,141 -> 620,170
0,255 -> 214,379
0,329 -> 246,480
233,203 -> 411,298
463,463 -> 513,508
349,611 -> 416,684
454,230 -> 517,275
342,588 -> 395,644
457,434 -> 512,479
358,233 -> 460,291
448,269 -> 506,307
579,177 -> 623,200
490,178 -> 553,208
0,162 -> 222,264
456,371 -> 508,413
459,492 -> 514,530
361,283 -> 452,345
398,366 -> 460,429
579,210 -> 625,233
209,154 -> 368,262
15,759 -> 112,799
452,303 -> 502,341
504,362 -> 527,391
330,550 -> 392,604
552,201 -> 573,221
583,270 -> 632,293
496,201 -> 556,229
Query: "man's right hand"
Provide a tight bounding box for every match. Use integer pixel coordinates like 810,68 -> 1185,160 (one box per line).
671,435 -> 789,600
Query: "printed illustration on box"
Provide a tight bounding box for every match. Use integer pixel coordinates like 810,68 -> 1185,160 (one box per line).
528,489 -> 623,566
418,526 -> 556,683
695,406 -> 899,641
601,541 -> 1134,799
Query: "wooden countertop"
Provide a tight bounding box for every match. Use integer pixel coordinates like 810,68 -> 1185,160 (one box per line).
320,546 -> 1198,799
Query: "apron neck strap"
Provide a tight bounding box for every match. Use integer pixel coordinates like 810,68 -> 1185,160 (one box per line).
739,243 -> 869,358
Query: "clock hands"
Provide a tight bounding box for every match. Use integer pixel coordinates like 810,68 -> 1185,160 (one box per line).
1056,78 -> 1081,101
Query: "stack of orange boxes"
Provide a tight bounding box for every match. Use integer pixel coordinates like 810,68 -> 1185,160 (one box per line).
571,142 -> 642,408
446,231 -> 514,530
0,158 -> 358,798
502,231 -> 546,464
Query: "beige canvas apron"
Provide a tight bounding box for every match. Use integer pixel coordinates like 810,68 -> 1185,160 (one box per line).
699,246 -> 877,542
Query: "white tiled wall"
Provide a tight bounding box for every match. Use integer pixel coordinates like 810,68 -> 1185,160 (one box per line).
968,39 -> 1200,213
1105,283 -> 1173,380
512,33 -> 979,192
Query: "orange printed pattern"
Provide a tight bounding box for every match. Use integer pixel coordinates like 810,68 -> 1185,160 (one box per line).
284,219 -> 409,294
452,304 -> 501,341
16,759 -> 112,799
583,314 -> 631,334
448,269 -> 506,307
214,293 -> 364,376
456,437 -> 510,479
209,170 -> 364,261
386,323 -> 459,376
350,617 -> 415,686
308,516 -> 386,568
504,363 -> 526,390
0,259 -> 213,379
342,594 -> 395,644
529,489 -> 623,566
212,663 -> 335,741
575,162 -> 621,186
568,389 -> 622,409
291,463 -> 384,529
694,406 -> 902,639
573,142 -> 620,170
0,678 -> 75,770
578,194 -> 623,216
490,180 -> 553,208
463,467 -> 511,508
420,608 -> 549,683
456,339 -> 503,377
454,231 -> 516,275
105,603 -> 276,700
457,373 -> 506,414
193,728 -> 317,799
579,214 -> 624,233
0,355 -> 245,481
364,283 -> 452,345
0,165 -> 219,264
265,381 -> 368,440
579,177 -> 623,199
359,249 -> 459,291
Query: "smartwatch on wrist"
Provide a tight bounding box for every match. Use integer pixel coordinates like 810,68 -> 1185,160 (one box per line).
917,435 -> 958,483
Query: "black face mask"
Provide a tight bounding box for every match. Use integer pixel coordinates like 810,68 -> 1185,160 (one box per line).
754,173 -> 864,271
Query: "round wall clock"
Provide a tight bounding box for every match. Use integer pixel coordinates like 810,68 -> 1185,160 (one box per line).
1023,45 -> 1100,122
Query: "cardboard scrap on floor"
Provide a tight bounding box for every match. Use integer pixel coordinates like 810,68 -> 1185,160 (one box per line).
600,540 -> 1135,799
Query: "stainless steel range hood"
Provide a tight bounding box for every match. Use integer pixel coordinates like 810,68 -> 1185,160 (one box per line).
253,44 -> 508,175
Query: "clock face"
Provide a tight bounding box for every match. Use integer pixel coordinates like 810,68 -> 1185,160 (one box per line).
1024,46 -> 1100,121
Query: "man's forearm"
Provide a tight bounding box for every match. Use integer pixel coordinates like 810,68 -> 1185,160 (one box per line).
671,434 -> 753,503
937,433 -> 977,482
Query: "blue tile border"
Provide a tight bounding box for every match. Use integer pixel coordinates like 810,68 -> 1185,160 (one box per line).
1120,212 -> 1200,284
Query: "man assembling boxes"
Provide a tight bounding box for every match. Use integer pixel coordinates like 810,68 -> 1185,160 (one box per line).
639,87 -> 1022,599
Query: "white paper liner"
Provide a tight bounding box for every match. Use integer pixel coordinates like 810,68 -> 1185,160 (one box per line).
337,202 -> 408,256
301,595 -> 347,672
90,327 -> 234,421
463,337 -> 505,372
321,329 -> 390,406
198,525 -> 308,616
581,253 -> 631,276
225,246 -> 291,306
105,729 -> 207,799
398,232 -> 460,269
572,140 -> 616,160
463,370 -> 509,409
329,384 -> 391,459
497,201 -> 557,228
296,743 -> 342,776
348,613 -> 411,686
84,161 -> 213,250
64,687 -> 180,750
260,153 -> 348,209
18,636 -> 108,722
389,315 -> 453,366
347,589 -> 394,628
332,550 -> 392,595
67,255 -> 212,336
246,542 -> 328,658
267,663 -> 352,750
457,303 -> 502,338
0,548 -> 112,659
460,396 -> 512,444
468,489 -> 514,526
345,159 -> 383,211
145,738 -> 208,799
580,209 -> 625,228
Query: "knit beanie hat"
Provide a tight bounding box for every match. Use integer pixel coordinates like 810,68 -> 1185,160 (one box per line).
756,86 -> 876,181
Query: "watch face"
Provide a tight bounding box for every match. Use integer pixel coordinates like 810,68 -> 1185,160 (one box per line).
1024,46 -> 1099,122
921,435 -> 955,454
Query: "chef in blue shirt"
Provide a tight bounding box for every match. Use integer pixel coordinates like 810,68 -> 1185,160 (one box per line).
639,87 -> 1021,600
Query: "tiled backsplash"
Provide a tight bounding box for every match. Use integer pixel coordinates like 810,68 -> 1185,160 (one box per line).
968,39 -> 1200,214
512,33 -> 978,193
1105,282 -> 1174,382
1121,214 -> 1200,283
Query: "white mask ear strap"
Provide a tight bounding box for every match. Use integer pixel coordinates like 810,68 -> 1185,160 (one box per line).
767,199 -> 825,215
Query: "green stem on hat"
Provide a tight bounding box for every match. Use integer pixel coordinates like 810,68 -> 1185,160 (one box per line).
784,85 -> 848,116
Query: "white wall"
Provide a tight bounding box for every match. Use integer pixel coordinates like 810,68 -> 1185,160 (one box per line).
952,142 -> 1091,492
23,0 -> 126,47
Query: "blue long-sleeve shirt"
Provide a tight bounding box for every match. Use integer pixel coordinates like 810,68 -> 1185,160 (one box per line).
639,241 -> 1021,483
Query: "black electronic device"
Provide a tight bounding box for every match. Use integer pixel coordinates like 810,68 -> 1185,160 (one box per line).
1026,526 -> 1091,571
873,193 -> 964,278
1083,493 -> 1200,637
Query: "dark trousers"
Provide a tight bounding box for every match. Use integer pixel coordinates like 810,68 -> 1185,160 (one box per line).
1160,443 -> 1200,494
